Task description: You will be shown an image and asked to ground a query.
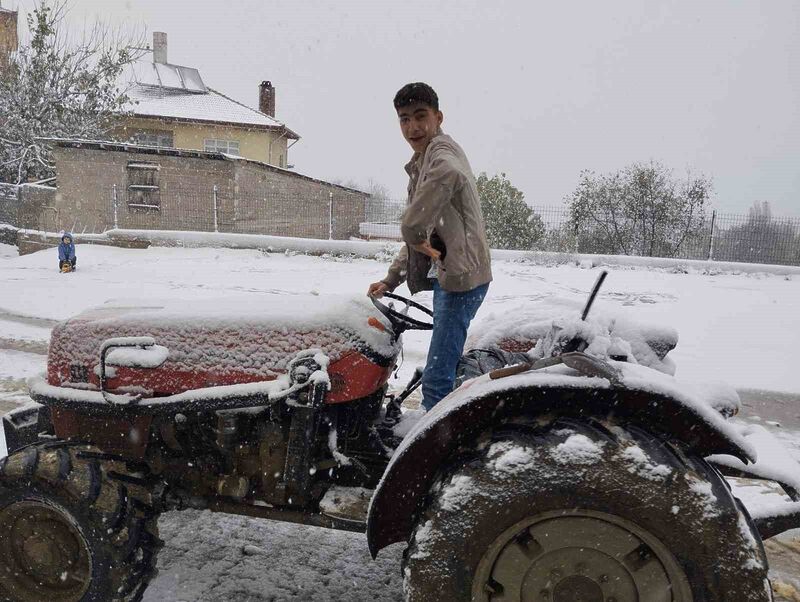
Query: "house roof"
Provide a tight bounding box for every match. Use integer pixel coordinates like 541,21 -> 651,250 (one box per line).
121,60 -> 299,139
40,138 -> 366,195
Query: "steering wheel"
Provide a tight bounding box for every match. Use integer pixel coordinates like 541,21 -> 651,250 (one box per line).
370,292 -> 433,334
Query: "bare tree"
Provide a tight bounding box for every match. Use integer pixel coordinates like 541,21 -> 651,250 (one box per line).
715,201 -> 800,264
0,1 -> 144,184
567,161 -> 711,257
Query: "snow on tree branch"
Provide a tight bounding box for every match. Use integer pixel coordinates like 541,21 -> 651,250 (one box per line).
0,0 -> 144,184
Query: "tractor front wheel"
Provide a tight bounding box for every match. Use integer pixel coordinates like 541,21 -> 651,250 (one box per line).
0,443 -> 161,602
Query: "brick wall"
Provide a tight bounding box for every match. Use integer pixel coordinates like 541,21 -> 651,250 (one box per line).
54,146 -> 368,239
235,162 -> 367,239
50,144 -> 368,239
53,146 -> 234,233
0,183 -> 56,230
0,183 -> 17,226
19,185 -> 57,230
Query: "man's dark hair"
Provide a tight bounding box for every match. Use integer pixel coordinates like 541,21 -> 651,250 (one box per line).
394,82 -> 439,111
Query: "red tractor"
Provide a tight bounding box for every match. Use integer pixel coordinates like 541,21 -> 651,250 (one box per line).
1,281 -> 798,601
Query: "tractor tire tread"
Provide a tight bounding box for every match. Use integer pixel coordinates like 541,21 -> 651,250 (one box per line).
403,417 -> 771,602
0,441 -> 160,602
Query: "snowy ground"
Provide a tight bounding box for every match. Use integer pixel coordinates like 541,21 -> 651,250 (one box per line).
1,242 -> 799,600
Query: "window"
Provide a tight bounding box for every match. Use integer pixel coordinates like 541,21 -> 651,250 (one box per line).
204,138 -> 240,155
132,130 -> 174,148
127,162 -> 161,211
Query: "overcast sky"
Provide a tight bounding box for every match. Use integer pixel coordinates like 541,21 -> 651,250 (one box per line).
10,0 -> 800,215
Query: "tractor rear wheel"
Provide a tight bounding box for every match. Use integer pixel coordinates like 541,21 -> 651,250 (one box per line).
403,419 -> 772,602
0,443 -> 162,602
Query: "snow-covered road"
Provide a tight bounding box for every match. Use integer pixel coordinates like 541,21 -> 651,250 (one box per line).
1,243 -> 799,600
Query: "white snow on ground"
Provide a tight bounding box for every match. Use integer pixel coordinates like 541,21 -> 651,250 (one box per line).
0,244 -> 799,600
0,319 -> 51,344
1,244 -> 799,392
709,424 -> 800,493
0,349 -> 46,380
0,243 -> 17,258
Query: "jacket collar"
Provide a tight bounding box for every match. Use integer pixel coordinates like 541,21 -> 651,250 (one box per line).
404,128 -> 445,176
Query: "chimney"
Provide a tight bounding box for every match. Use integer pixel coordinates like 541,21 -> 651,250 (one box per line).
259,81 -> 275,117
153,32 -> 167,64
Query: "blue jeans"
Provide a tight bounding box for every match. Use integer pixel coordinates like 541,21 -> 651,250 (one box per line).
421,281 -> 489,411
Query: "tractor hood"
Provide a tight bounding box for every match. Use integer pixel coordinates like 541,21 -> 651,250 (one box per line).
47,294 -> 398,400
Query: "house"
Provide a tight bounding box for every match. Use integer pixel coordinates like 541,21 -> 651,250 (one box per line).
114,32 -> 299,168
14,31 -> 369,243
0,2 -> 17,70
39,139 -> 369,240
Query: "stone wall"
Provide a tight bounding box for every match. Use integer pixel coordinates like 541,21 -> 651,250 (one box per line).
16,230 -> 150,256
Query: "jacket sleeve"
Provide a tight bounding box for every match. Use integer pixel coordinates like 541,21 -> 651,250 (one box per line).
382,243 -> 408,291
58,245 -> 66,261
400,147 -> 462,245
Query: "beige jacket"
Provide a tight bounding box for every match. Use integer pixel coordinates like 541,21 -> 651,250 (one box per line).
383,132 -> 492,294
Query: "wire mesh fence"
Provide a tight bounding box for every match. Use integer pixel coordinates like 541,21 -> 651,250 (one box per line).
360,201 -> 800,266
106,183 -> 368,242
8,181 -> 797,267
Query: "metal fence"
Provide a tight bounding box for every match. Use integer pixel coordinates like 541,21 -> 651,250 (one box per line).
361,201 -> 800,266
0,183 -> 19,227
6,180 -> 800,267
104,184 -> 368,242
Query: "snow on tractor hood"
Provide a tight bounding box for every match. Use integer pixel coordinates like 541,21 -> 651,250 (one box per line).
47,294 -> 398,388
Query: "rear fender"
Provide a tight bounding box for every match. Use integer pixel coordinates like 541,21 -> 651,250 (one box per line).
367,384 -> 754,557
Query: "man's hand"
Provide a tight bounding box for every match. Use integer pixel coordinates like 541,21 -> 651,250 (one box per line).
411,241 -> 441,261
368,281 -> 389,298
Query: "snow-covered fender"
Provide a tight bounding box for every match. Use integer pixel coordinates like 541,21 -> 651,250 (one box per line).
367,378 -> 756,557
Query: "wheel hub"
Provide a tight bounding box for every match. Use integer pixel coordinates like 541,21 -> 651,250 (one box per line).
475,510 -> 692,602
0,500 -> 92,602
553,575 -> 603,602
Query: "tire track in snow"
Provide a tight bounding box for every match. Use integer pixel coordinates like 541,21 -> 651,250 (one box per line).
0,308 -> 59,329
0,337 -> 48,355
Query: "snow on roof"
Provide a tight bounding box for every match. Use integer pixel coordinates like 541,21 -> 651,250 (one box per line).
120,60 -> 299,138
124,85 -> 298,138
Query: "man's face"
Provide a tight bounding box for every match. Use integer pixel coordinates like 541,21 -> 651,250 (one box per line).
63,237 -> 71,244
397,103 -> 443,154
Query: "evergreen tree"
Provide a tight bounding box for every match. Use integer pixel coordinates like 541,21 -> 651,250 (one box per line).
476,172 -> 544,250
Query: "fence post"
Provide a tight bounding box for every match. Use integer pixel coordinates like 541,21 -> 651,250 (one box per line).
213,185 -> 219,233
706,210 -> 716,261
112,184 -> 118,230
328,191 -> 333,240
573,222 -> 579,254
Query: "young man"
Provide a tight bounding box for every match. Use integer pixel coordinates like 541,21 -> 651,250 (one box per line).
367,82 -> 492,411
